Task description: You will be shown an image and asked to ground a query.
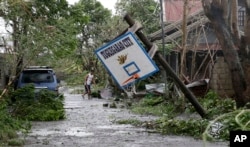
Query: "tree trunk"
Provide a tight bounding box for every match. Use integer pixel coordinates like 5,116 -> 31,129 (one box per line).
245,1 -> 250,54
180,0 -> 188,79
202,0 -> 247,107
241,1 -> 250,103
231,0 -> 241,46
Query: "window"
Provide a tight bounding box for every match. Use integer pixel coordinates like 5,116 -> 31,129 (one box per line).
238,9 -> 245,27
21,70 -> 54,83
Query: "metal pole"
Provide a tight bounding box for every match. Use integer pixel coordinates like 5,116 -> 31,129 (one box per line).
159,0 -> 165,55
159,0 -> 168,98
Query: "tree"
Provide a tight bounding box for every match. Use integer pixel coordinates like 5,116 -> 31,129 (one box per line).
115,0 -> 160,34
201,0 -> 250,107
70,0 -> 112,71
0,0 -> 78,74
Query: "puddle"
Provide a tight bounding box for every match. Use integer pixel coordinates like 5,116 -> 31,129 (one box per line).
96,124 -> 146,134
112,130 -> 131,135
64,127 -> 94,137
29,129 -> 60,136
96,125 -> 132,129
29,127 -> 94,137
24,92 -> 228,147
64,101 -> 86,109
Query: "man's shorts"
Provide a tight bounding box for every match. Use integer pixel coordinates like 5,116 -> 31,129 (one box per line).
85,84 -> 91,92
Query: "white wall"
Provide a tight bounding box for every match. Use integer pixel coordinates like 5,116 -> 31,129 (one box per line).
0,17 -> 12,53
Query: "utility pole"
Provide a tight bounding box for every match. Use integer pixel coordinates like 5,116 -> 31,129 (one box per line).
159,0 -> 169,98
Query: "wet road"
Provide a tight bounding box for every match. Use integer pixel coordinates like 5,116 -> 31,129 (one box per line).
24,92 -> 228,147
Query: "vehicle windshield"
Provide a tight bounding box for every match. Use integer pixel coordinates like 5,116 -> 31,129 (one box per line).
21,70 -> 54,83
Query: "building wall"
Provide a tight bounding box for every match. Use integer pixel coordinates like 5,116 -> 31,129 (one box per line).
163,0 -> 202,22
209,57 -> 235,98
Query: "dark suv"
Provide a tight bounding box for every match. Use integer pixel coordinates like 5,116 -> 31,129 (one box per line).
16,66 -> 60,94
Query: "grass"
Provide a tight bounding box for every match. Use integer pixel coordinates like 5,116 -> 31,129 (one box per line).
130,95 -> 177,118
116,91 -> 250,141
7,139 -> 25,146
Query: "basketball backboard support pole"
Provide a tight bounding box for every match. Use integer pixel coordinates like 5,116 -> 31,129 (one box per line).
123,14 -> 207,118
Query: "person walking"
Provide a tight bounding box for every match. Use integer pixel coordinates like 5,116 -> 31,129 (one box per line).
82,70 -> 95,99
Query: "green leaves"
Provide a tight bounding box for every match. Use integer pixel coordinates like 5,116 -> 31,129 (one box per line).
129,91 -> 249,141
203,110 -> 250,141
156,118 -> 209,138
1,0 -> 81,68
115,0 -> 160,34
10,85 -> 65,121
0,95 -> 30,145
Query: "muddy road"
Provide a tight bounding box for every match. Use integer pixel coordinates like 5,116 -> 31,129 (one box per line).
24,87 -> 228,147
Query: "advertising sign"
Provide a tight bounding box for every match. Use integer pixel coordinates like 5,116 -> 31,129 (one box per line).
95,32 -> 159,88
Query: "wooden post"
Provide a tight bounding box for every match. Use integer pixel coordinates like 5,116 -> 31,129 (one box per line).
124,14 -> 207,118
